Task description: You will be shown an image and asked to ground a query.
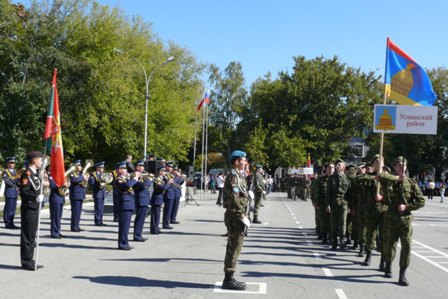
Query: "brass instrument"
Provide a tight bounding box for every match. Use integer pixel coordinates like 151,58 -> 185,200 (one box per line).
58,165 -> 76,196
81,159 -> 94,187
100,172 -> 113,188
140,170 -> 155,180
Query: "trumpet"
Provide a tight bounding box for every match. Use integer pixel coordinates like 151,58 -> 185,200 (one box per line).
81,159 -> 94,187
140,170 -> 155,180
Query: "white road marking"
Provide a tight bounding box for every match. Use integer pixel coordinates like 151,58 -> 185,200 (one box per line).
403,240 -> 448,273
314,252 -> 321,259
298,226 -> 303,229
322,267 -> 333,277
295,221 -> 300,225
214,282 -> 267,294
293,217 -> 297,220
335,289 -> 348,299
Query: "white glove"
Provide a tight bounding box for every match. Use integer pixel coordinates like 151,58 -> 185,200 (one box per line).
37,195 -> 44,203
263,191 -> 266,195
240,216 -> 251,228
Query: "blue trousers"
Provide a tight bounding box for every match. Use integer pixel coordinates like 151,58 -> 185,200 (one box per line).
94,197 -> 105,225
50,202 -> 63,237
134,206 -> 149,239
113,193 -> 119,221
163,198 -> 173,227
3,197 -> 17,227
118,210 -> 133,249
150,205 -> 161,234
70,200 -> 83,230
171,196 -> 180,222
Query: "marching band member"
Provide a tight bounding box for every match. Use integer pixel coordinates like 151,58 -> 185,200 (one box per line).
88,161 -> 107,226
69,160 -> 88,232
150,167 -> 170,234
132,160 -> 152,241
162,161 -> 175,229
170,166 -> 184,225
48,174 -> 67,239
3,156 -> 20,229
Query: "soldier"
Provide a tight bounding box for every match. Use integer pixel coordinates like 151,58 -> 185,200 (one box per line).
353,162 -> 368,256
19,151 -> 48,270
162,161 -> 175,229
48,174 -> 67,239
114,161 -> 139,250
345,164 -> 357,246
170,166 -> 184,225
3,156 -> 20,229
133,160 -> 151,241
69,160 -> 89,232
290,174 -> 298,201
88,161 -> 107,226
317,163 -> 334,243
222,150 -> 249,291
252,164 -> 264,224
361,155 -> 388,268
150,167 -> 170,234
379,156 -> 425,286
326,159 -> 350,250
297,175 -> 306,201
310,172 -> 320,235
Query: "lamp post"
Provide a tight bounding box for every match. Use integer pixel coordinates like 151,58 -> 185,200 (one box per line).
115,49 -> 174,158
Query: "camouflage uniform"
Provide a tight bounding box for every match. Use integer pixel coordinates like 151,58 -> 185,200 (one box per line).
354,172 -> 370,256
253,171 -> 264,222
223,169 -> 248,274
327,172 -> 350,249
317,175 -> 331,242
310,177 -> 320,235
345,168 -> 357,244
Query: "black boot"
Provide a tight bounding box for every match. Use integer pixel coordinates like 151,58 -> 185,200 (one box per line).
339,237 -> 347,249
317,233 -> 323,240
362,251 -> 371,266
384,262 -> 392,278
379,255 -> 386,272
222,273 -> 247,290
398,267 -> 409,286
331,237 -> 338,250
358,245 -> 364,257
345,234 -> 352,245
252,216 -> 262,224
352,240 -> 358,250
322,234 -> 328,244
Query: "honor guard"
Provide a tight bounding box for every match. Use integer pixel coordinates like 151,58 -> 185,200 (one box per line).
19,151 -> 48,270
170,166 -> 184,225
150,167 -> 170,234
162,161 -> 175,229
88,161 -> 107,226
3,156 -> 20,229
222,150 -> 249,291
69,160 -> 88,232
132,160 -> 152,241
114,161 -> 139,250
49,175 -> 67,238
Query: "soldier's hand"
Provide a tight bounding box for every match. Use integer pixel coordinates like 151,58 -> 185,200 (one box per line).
133,172 -> 141,179
375,194 -> 383,202
326,205 -> 331,213
398,204 -> 407,213
398,174 -> 405,182
37,195 -> 44,203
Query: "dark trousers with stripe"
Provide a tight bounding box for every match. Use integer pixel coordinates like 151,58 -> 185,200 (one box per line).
50,202 -> 63,237
150,205 -> 161,234
134,206 -> 148,239
118,210 -> 133,249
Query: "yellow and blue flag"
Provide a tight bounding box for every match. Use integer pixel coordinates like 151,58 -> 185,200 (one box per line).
385,38 -> 436,106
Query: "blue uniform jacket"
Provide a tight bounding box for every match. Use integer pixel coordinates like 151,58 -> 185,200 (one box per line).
164,181 -> 175,200
69,172 -> 86,200
173,176 -> 184,198
114,176 -> 138,210
150,176 -> 170,206
49,178 -> 65,204
133,178 -> 152,207
2,169 -> 19,198
88,172 -> 106,199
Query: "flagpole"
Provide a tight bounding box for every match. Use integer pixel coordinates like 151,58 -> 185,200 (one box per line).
192,112 -> 198,175
204,102 -> 209,196
201,101 -> 205,195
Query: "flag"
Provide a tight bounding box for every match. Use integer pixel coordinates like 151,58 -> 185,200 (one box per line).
44,69 -> 66,187
385,38 -> 436,106
196,91 -> 210,112
307,153 -> 311,168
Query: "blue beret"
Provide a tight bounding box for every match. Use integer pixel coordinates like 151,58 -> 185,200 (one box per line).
74,159 -> 81,165
117,161 -> 127,169
230,150 -> 246,162
6,156 -> 17,163
136,160 -> 145,166
95,161 -> 105,168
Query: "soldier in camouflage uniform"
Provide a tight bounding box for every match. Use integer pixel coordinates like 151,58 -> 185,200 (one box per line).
326,159 -> 350,250
345,164 -> 357,246
353,162 -> 369,257
317,163 -> 334,243
310,173 -> 320,235
379,156 -> 425,286
252,165 -> 264,224
222,150 -> 249,291
297,175 -> 307,201
360,155 -> 388,268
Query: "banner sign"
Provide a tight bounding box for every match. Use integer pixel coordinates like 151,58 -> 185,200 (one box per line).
288,167 -> 314,175
373,104 -> 438,135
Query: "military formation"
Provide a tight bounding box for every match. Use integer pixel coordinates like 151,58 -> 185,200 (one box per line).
1,151 -> 185,270
310,155 -> 425,286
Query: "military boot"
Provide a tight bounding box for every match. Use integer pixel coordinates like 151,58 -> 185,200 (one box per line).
222,273 -> 247,291
322,234 -> 328,244
339,236 -> 347,250
252,216 -> 262,224
331,237 -> 338,250
379,255 -> 386,272
345,234 -> 352,245
317,233 -> 323,240
384,262 -> 392,278
352,240 -> 358,250
362,251 -> 371,266
398,267 -> 409,286
358,245 -> 364,257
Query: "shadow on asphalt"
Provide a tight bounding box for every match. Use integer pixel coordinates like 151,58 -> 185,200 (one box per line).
0,264 -> 22,270
40,242 -> 117,250
193,219 -> 223,223
73,275 -> 214,289
101,257 -> 221,264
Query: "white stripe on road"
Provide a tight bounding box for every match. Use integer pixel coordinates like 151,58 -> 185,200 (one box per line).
405,240 -> 448,273
295,221 -> 300,225
298,226 -> 303,229
322,267 -> 333,277
313,252 -> 321,259
335,289 -> 348,299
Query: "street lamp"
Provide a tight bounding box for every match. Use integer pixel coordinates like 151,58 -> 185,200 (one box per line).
114,49 -> 174,158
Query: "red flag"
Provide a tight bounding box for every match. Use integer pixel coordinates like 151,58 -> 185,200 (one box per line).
196,92 -> 210,112
45,69 -> 66,187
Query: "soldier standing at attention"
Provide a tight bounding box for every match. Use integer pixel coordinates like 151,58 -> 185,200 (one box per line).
69,160 -> 88,232
318,163 -> 334,244
252,164 -> 264,224
88,161 -> 107,226
170,166 -> 184,225
20,151 -> 48,270
379,156 -> 425,286
162,161 -> 175,229
326,159 -> 350,250
222,150 -> 249,291
3,156 -> 20,229
150,167 -> 170,234
133,160 -> 152,241
48,174 -> 67,239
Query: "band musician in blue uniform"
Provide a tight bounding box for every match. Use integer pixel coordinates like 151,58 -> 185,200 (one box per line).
170,166 -> 185,225
133,160 -> 152,241
150,167 -> 170,234
49,175 -> 67,238
114,161 -> 139,250
3,156 -> 20,229
69,160 -> 88,232
88,161 -> 107,226
162,162 -> 175,229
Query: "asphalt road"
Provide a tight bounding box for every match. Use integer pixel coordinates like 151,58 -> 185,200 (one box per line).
0,191 -> 447,299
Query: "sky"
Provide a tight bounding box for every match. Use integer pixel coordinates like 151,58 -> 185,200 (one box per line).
20,0 -> 448,89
